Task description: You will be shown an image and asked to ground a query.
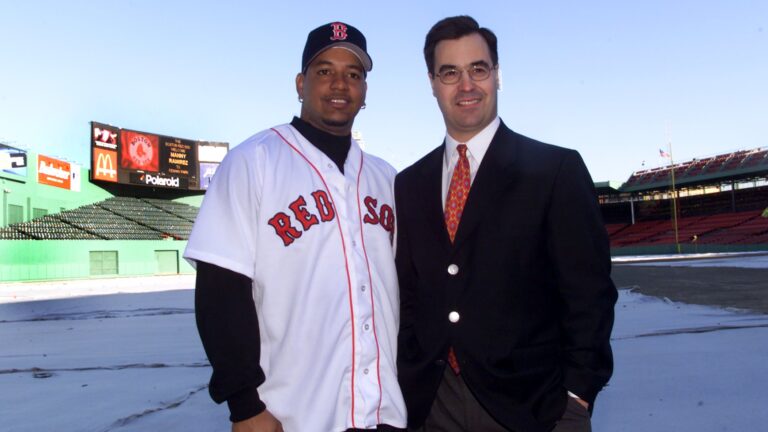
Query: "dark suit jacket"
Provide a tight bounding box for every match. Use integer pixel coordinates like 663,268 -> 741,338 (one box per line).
395,121 -> 617,432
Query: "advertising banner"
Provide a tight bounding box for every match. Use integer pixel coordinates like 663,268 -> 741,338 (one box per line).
197,142 -> 228,163
129,172 -> 189,189
0,143 -> 28,177
198,162 -> 220,190
38,154 -> 72,190
70,163 -> 81,192
93,147 -> 118,182
93,124 -> 119,150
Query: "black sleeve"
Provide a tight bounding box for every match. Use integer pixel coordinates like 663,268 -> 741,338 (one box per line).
194,261 -> 266,422
394,173 -> 417,332
546,150 -> 617,406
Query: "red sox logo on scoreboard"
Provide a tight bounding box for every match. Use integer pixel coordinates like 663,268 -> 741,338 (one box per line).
268,190 -> 394,246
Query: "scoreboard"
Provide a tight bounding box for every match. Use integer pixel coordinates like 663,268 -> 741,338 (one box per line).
90,122 -> 228,190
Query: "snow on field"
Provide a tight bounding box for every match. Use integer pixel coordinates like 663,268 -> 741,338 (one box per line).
614,252 -> 768,268
1,254 -> 766,431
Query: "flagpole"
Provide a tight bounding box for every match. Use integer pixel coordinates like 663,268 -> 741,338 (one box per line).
667,140 -> 681,254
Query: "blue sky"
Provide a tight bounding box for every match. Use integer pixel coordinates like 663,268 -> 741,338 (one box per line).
1,0 -> 766,182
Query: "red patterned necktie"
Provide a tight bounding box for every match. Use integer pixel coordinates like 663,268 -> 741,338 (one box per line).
445,144 -> 470,242
444,144 -> 470,374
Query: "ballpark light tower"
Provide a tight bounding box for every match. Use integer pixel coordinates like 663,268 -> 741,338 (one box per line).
352,130 -> 366,150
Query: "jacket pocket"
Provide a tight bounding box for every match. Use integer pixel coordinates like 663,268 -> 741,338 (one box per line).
487,342 -> 560,373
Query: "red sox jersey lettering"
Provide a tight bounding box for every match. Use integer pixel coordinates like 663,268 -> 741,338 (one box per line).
269,191 -> 393,246
363,196 -> 394,233
289,195 -> 320,230
311,190 -> 335,222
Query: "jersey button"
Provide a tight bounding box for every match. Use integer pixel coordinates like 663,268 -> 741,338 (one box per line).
447,264 -> 459,275
363,368 -> 369,375
361,285 -> 367,292
364,323 -> 370,331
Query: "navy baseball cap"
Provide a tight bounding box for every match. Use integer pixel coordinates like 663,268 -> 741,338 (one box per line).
302,22 -> 373,73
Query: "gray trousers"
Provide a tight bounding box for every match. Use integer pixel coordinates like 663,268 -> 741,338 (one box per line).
409,367 -> 591,432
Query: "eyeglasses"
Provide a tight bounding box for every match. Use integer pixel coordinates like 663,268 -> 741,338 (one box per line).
434,62 -> 497,85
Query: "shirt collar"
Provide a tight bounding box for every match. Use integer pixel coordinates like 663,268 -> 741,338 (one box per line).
444,117 -> 501,168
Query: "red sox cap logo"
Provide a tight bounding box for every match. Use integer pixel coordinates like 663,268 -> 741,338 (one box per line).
329,22 -> 348,41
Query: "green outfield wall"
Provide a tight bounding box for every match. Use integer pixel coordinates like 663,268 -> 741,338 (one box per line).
174,195 -> 203,207
0,240 -> 193,282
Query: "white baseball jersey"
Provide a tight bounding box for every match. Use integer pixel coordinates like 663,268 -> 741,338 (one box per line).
184,123 -> 407,432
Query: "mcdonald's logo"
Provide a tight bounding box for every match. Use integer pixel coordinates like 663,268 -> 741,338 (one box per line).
97,153 -> 116,178
93,148 -> 118,182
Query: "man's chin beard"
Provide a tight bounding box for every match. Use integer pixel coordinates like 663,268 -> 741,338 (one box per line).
322,117 -> 353,129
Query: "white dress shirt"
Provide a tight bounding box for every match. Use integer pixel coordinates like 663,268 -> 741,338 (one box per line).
441,117 -> 501,208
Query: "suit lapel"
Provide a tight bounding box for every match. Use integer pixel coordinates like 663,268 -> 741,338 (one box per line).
417,144 -> 452,251
452,122 -> 519,249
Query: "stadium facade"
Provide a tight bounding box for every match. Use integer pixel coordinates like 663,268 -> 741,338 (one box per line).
597,147 -> 768,255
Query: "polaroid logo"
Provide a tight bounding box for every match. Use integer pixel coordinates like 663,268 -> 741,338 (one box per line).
144,173 -> 180,188
39,160 -> 70,180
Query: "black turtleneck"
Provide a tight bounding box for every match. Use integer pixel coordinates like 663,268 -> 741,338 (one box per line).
290,116 -> 351,174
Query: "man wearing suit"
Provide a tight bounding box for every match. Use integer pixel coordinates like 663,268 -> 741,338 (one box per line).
395,16 -> 617,432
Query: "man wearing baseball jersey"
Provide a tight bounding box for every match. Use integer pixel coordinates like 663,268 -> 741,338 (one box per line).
185,22 -> 406,432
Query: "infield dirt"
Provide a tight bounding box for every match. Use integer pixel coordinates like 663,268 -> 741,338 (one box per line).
611,264 -> 768,314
